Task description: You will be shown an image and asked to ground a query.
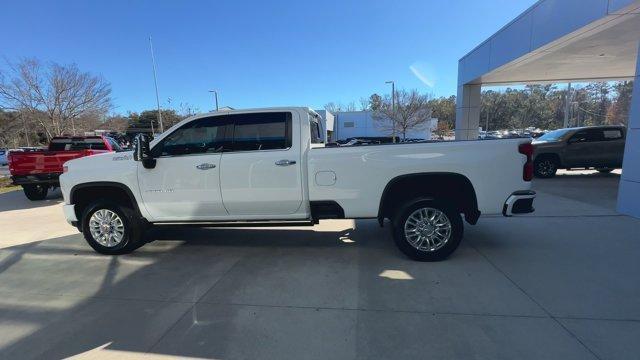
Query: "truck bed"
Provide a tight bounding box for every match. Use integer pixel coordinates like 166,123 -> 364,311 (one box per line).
308,138 -> 530,217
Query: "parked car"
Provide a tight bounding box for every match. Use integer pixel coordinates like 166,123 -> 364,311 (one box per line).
60,107 -> 535,261
9,136 -> 120,200
0,149 -> 8,166
531,125 -> 626,178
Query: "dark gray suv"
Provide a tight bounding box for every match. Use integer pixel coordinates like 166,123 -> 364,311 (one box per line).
532,126 -> 626,178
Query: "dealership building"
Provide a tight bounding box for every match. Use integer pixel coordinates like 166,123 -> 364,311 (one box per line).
456,0 -> 640,218
316,110 -> 438,142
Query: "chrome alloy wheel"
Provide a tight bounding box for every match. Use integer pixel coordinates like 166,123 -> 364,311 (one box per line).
403,207 -> 452,252
89,209 -> 125,248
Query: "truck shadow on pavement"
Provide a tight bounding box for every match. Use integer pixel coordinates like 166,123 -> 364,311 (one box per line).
0,220 -> 439,359
0,188 -> 63,212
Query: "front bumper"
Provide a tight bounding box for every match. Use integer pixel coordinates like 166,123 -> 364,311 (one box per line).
503,190 -> 536,217
62,204 -> 78,225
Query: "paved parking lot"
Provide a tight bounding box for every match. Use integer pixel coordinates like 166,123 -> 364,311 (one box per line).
0,170 -> 638,359
0,165 -> 9,178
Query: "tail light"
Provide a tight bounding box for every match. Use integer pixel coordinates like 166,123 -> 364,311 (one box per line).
519,143 -> 533,181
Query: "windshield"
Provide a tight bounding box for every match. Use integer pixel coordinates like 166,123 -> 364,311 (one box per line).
536,129 -> 572,142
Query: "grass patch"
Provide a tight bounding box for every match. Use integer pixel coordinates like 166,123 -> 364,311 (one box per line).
0,185 -> 19,194
0,177 -> 19,193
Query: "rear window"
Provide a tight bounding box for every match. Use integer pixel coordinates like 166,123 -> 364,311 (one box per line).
228,112 -> 292,151
49,138 -> 107,151
603,129 -> 623,140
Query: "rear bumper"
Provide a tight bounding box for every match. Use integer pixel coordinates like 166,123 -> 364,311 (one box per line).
11,174 -> 60,185
62,204 -> 78,225
503,190 -> 536,217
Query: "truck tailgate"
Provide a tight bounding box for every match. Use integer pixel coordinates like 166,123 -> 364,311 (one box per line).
9,151 -> 89,176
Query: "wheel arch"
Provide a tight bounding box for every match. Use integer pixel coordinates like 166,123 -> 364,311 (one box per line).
70,182 -> 143,225
534,152 -> 562,167
377,172 -> 480,226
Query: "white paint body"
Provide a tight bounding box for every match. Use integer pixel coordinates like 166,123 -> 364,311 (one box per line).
60,107 -> 532,223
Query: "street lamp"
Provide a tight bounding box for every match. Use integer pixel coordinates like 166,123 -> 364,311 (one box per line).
385,80 -> 396,142
209,90 -> 219,111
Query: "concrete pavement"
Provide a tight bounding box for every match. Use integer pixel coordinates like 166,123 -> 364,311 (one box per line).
0,170 -> 638,359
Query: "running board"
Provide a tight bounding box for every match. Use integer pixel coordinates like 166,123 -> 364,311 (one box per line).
152,220 -> 315,228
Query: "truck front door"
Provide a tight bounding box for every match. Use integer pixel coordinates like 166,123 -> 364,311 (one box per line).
219,111 -> 303,216
137,116 -> 231,221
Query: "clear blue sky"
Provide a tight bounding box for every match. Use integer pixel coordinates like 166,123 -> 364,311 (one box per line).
2,0 -> 534,114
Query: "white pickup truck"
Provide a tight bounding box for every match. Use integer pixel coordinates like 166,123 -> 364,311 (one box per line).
60,107 -> 535,261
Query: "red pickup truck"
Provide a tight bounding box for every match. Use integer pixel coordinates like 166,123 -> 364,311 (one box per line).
8,136 -> 121,200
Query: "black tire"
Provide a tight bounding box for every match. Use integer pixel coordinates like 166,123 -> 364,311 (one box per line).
596,168 -> 614,173
81,199 -> 144,255
392,199 -> 463,262
534,157 -> 558,178
22,184 -> 49,201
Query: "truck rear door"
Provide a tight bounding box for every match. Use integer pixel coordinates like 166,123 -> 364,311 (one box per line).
219,111 -> 303,215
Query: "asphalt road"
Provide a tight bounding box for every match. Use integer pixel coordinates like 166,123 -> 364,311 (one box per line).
0,170 -> 638,360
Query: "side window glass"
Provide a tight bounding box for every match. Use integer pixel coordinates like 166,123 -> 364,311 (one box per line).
570,130 -> 602,143
230,112 -> 291,151
154,117 -> 228,156
603,129 -> 623,140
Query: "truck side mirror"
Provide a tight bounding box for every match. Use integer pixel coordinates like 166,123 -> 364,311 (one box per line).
133,134 -> 156,169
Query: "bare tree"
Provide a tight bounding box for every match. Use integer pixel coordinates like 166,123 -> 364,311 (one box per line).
373,89 -> 432,140
178,102 -> 200,118
0,58 -> 112,140
359,97 -> 370,111
324,101 -> 357,113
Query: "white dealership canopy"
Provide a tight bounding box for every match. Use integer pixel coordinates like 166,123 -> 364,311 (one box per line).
456,0 -> 640,218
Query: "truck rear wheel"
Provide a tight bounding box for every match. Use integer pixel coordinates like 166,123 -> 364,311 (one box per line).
22,184 -> 49,201
81,199 -> 144,255
392,199 -> 463,261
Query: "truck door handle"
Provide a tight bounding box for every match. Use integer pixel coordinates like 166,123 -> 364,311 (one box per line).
275,159 -> 296,166
196,163 -> 216,170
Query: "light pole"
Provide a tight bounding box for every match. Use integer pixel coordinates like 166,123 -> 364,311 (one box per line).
385,80 -> 396,142
563,82 -> 572,128
209,90 -> 219,111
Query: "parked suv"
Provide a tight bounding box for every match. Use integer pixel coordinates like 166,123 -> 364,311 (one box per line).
532,125 -> 626,178
0,149 -> 7,166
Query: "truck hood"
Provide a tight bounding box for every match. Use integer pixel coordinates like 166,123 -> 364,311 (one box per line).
65,151 -> 134,170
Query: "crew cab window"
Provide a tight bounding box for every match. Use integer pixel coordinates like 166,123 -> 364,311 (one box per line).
153,116 -> 229,157
228,112 -> 292,151
569,129 -> 603,143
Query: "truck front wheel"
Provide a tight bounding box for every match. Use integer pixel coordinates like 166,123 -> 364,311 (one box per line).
81,200 -> 144,255
392,199 -> 463,261
22,184 -> 49,201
